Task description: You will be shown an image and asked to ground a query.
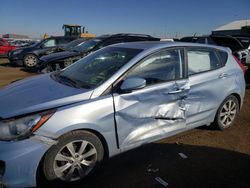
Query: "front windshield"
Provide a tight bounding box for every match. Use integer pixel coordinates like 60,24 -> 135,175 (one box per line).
57,47 -> 142,88
71,38 -> 102,53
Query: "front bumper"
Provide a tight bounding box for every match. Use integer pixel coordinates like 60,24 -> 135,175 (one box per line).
8,52 -> 24,67
8,56 -> 23,67
0,136 -> 52,188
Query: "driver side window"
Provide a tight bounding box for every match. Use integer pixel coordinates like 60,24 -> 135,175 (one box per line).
127,48 -> 184,85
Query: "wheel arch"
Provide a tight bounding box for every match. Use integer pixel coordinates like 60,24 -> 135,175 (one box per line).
78,128 -> 110,160
211,92 -> 242,126
231,93 -> 241,110
24,52 -> 38,59
53,128 -> 109,160
36,128 -> 110,185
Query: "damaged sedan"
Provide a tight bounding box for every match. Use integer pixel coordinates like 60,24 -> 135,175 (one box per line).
0,41 -> 245,187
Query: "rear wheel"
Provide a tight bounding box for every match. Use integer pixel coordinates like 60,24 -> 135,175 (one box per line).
42,131 -> 104,185
213,95 -> 239,130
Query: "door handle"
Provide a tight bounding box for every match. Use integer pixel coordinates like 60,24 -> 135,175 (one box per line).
168,89 -> 183,94
219,73 -> 228,78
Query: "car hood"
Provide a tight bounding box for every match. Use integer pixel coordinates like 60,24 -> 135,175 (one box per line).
40,51 -> 79,63
18,43 -> 39,51
0,74 -> 93,119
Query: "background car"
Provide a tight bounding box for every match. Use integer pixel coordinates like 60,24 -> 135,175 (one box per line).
9,39 -> 39,48
0,38 -> 16,57
35,38 -> 87,58
8,36 -> 77,67
235,37 -> 250,65
235,36 -> 250,49
180,35 -> 248,64
38,33 -> 160,72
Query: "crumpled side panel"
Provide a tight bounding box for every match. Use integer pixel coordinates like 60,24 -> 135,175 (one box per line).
114,82 -> 187,149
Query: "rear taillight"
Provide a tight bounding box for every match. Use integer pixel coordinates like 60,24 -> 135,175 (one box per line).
232,54 -> 246,75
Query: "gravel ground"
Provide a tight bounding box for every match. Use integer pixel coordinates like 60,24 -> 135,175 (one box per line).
0,58 -> 249,188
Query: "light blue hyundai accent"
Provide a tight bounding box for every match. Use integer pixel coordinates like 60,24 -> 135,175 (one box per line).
0,42 -> 245,187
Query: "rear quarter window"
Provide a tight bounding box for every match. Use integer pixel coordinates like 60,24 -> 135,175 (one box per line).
217,50 -> 228,66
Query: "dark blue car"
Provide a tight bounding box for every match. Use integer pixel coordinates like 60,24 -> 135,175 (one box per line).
8,36 -> 77,67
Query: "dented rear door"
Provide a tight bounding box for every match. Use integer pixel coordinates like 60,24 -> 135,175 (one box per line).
112,47 -> 189,151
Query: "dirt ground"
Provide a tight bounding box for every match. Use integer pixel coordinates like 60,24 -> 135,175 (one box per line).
0,58 -> 249,188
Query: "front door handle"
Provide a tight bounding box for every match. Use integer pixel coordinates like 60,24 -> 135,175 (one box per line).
168,89 -> 183,94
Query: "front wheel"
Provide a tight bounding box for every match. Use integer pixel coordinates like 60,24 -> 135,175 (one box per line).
23,54 -> 38,68
213,95 -> 239,130
42,131 -> 104,184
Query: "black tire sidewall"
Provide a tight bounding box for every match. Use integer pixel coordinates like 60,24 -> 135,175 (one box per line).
42,130 -> 104,184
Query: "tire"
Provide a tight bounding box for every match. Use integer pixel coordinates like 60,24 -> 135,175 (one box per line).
43,63 -> 62,73
42,130 -> 104,185
40,63 -> 54,73
213,95 -> 239,130
23,54 -> 38,68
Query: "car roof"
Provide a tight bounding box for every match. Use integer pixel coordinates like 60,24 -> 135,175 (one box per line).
181,35 -> 238,39
47,36 -> 78,39
97,33 -> 158,39
110,41 -> 230,52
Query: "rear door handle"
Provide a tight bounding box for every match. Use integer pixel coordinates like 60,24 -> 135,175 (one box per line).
219,73 -> 228,78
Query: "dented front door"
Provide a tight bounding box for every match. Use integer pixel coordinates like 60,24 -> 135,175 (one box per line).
113,48 -> 189,151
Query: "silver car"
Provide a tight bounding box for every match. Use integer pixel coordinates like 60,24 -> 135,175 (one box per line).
0,42 -> 245,187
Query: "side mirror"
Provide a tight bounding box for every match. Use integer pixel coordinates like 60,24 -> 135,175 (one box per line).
120,77 -> 146,92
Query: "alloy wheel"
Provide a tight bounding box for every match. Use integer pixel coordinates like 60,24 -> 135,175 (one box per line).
53,140 -> 97,182
219,99 -> 237,127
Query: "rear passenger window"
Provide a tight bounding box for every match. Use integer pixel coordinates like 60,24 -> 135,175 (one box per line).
187,48 -> 221,75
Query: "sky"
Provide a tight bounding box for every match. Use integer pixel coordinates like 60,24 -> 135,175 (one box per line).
0,0 -> 250,38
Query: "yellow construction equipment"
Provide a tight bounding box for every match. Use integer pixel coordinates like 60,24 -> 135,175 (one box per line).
62,24 -> 96,39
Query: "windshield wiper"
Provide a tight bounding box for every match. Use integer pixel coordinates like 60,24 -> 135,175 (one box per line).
56,73 -> 92,89
57,74 -> 81,88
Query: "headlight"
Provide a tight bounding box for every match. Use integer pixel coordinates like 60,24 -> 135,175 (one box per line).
12,49 -> 23,55
0,110 -> 55,141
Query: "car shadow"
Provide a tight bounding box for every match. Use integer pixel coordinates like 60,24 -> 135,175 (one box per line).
20,67 -> 40,73
37,143 -> 250,188
0,63 -> 10,67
